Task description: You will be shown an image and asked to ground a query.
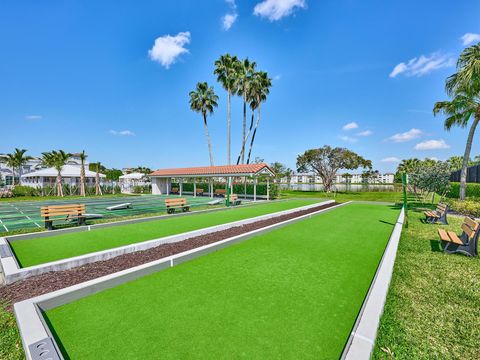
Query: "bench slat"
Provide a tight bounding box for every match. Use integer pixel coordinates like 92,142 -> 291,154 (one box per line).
438,229 -> 450,242
464,217 -> 479,230
461,223 -> 476,239
447,231 -> 463,245
40,204 -> 85,210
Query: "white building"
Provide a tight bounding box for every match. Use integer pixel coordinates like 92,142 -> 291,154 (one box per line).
21,165 -> 105,188
281,172 -> 395,184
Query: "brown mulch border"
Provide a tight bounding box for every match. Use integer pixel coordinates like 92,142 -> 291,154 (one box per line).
0,202 -> 337,309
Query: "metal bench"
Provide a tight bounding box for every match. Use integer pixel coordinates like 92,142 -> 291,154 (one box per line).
214,189 -> 226,197
424,203 -> 449,224
438,217 -> 479,257
40,204 -> 86,230
227,194 -> 241,206
165,198 -> 190,214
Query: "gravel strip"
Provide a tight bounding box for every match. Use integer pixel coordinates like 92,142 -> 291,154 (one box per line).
0,202 -> 337,308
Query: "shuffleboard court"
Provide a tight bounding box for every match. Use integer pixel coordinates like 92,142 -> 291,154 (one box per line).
10,199 -> 319,267
0,195 -> 219,232
44,203 -> 400,359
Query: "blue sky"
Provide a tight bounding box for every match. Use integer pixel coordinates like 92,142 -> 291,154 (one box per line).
1,0 -> 480,173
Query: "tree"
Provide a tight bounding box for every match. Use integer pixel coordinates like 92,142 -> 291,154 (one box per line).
131,166 -> 152,175
246,71 -> 272,164
409,161 -> 451,203
4,148 -> 33,186
296,146 -> 372,192
447,155 -> 473,171
105,169 -> 123,181
189,82 -> 218,166
214,54 -> 240,165
361,169 -> 379,184
42,150 -> 71,197
236,58 -> 256,164
79,150 -> 87,197
91,162 -> 103,195
434,43 -> 480,200
270,162 -> 288,184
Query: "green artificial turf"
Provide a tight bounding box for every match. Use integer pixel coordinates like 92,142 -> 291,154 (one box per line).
279,189 -> 418,203
11,199 -> 320,267
44,203 -> 400,359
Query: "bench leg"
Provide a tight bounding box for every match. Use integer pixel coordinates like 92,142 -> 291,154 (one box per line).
45,220 -> 53,231
183,206 -> 190,212
437,213 -> 448,225
79,217 -> 86,226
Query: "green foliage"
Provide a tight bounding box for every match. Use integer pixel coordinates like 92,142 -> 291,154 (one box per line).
445,197 -> 480,217
104,169 -> 123,181
12,185 -> 40,197
132,185 -> 151,194
173,182 -> 275,197
446,182 -> 480,198
408,162 -> 451,202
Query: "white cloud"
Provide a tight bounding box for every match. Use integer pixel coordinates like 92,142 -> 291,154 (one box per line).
148,32 -> 191,69
357,130 -> 373,137
389,52 -> 455,78
24,115 -> 42,120
388,128 -> 423,143
109,130 -> 135,136
253,0 -> 306,21
461,33 -> 480,46
222,13 -> 238,30
339,135 -> 358,143
225,0 -> 237,8
381,157 -> 400,163
426,156 -> 439,161
342,122 -> 359,131
415,139 -> 450,150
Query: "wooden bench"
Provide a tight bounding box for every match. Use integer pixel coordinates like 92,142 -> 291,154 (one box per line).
227,194 -> 241,206
214,189 -> 226,197
424,203 -> 448,224
195,188 -> 204,196
40,204 -> 86,230
170,187 -> 179,195
165,198 -> 190,214
438,217 -> 479,257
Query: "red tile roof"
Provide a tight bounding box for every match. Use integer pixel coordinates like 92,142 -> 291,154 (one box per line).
150,163 -> 274,177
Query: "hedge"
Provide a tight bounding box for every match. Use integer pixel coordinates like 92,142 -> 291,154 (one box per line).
171,182 -> 279,198
445,198 -> 480,218
446,182 -> 480,198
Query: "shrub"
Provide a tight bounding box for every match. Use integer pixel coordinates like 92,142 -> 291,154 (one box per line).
0,189 -> 13,198
132,185 -> 151,194
445,198 -> 480,218
172,182 -> 275,197
12,185 -> 39,197
446,182 -> 480,198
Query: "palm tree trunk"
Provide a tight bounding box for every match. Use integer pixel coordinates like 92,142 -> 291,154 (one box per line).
227,90 -> 231,165
459,116 -> 479,200
57,170 -> 64,197
95,172 -> 102,196
203,113 -> 215,166
241,92 -> 246,164
236,109 -> 255,165
246,102 -> 261,164
80,164 -> 86,197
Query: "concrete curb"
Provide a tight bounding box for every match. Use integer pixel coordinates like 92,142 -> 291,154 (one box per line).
1,200 -> 334,284
341,206 -> 405,359
14,201 -> 348,360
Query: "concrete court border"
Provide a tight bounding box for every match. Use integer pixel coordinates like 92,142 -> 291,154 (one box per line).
14,201 -> 349,360
341,206 -> 405,359
1,200 -> 334,284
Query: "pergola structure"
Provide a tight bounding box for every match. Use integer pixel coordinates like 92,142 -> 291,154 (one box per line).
149,163 -> 275,201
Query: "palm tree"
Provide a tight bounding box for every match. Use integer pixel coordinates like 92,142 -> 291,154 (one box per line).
246,71 -> 272,164
214,54 -> 240,164
397,158 -> 421,174
79,150 -> 87,197
189,82 -> 219,166
236,58 -> 257,164
434,43 -> 480,200
42,150 -> 71,197
92,162 -> 103,195
434,88 -> 480,200
4,148 -> 33,186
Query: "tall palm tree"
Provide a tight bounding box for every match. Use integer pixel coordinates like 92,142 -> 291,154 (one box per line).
214,54 -> 240,165
79,150 -> 87,197
42,150 -> 71,197
246,71 -> 272,164
434,89 -> 480,200
236,58 -> 257,164
397,158 -> 421,174
92,162 -> 103,195
4,148 -> 33,186
189,82 -> 219,166
435,43 -> 480,200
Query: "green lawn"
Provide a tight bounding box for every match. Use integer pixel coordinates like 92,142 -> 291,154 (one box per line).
373,207 -> 480,359
279,189 -> 409,203
11,199 -> 320,267
44,203 -> 400,359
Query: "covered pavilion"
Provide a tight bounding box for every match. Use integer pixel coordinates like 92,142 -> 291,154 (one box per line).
149,163 -> 275,201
